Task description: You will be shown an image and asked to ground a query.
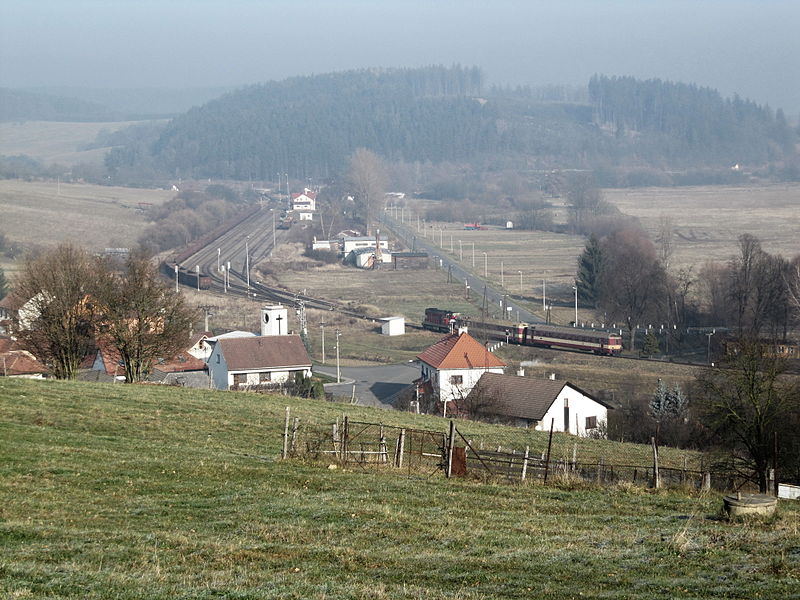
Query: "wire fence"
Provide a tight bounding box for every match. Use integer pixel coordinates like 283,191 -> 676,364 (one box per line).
280,408 -> 758,492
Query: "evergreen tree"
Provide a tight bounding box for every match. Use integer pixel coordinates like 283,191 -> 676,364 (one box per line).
666,383 -> 688,421
642,330 -> 660,357
650,378 -> 669,422
576,233 -> 604,307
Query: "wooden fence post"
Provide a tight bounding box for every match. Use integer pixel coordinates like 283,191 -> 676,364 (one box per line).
651,437 -> 660,489
379,425 -> 388,464
290,417 -> 299,455
521,446 -> 529,482
596,457 -> 602,484
342,416 -> 349,463
446,420 -> 455,478
332,422 -> 339,456
396,429 -> 406,468
702,472 -> 711,491
281,406 -> 290,460
572,443 -> 577,471
543,418 -> 555,483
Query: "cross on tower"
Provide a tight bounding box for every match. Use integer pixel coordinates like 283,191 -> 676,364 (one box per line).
275,314 -> 283,335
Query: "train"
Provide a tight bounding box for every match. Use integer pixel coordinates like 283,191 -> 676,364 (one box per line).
422,307 -> 461,332
423,308 -> 623,355
161,262 -> 212,290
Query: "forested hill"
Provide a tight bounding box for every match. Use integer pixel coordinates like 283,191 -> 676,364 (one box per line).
105,67 -> 797,182
588,75 -> 795,166
117,66 -> 494,180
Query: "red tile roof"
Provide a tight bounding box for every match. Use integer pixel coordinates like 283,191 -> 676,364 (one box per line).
154,351 -> 207,373
417,332 -> 506,370
1,350 -> 47,376
218,335 -> 311,371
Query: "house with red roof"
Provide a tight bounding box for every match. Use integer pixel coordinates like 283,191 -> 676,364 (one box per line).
291,188 -> 317,212
207,334 -> 312,391
0,337 -> 48,378
415,331 -> 505,416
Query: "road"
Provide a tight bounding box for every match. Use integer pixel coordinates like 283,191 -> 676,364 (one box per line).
382,214 -> 544,325
316,362 -> 420,409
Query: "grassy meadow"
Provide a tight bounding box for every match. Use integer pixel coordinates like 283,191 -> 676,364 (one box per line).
2,377 -> 798,599
0,120 -> 160,166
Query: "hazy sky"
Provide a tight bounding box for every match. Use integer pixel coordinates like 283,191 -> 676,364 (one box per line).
2,0 -> 799,113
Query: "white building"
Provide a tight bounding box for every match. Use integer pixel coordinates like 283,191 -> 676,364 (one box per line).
291,189 -> 316,212
207,335 -> 312,391
380,316 -> 405,336
416,331 -> 506,415
341,236 -> 388,254
465,373 -> 611,436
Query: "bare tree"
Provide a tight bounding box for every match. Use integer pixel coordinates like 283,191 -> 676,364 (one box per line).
599,229 -> 669,350
347,148 -> 388,236
96,253 -> 197,383
565,173 -> 606,234
695,339 -> 799,492
13,244 -> 105,379
655,214 -> 674,271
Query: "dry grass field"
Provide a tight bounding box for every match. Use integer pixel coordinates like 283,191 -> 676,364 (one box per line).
0,120 -> 159,166
605,183 -> 800,267
0,180 -> 173,274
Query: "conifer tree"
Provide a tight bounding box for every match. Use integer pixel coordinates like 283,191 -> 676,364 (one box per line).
576,233 -> 604,307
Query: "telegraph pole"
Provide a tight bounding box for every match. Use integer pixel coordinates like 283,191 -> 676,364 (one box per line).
335,328 -> 341,383
320,319 -> 326,364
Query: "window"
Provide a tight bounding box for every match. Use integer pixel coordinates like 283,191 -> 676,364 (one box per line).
450,375 -> 463,385
233,373 -> 246,386
259,371 -> 272,383
216,354 -> 220,364
585,416 -> 598,430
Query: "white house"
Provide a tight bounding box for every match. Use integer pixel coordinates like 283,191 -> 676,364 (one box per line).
465,373 -> 612,436
291,189 -> 316,212
416,331 -> 505,415
207,334 -> 312,391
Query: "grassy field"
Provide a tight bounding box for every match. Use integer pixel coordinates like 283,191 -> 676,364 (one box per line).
0,180 -> 173,273
604,183 -> 800,268
0,120 -> 159,166
1,377 -> 798,599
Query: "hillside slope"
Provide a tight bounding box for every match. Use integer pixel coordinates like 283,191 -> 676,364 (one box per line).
1,378 -> 797,598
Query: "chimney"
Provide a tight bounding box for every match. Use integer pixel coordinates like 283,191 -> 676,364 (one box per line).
549,373 -> 556,380
516,368 -> 525,377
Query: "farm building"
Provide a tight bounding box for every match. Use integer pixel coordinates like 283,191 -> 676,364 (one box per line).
416,331 -> 505,416
345,247 -> 393,269
207,335 -> 312,391
392,252 -> 429,270
464,372 -> 611,435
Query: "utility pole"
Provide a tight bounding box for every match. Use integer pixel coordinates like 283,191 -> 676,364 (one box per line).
335,329 -> 341,383
459,240 -> 463,261
271,210 -> 276,257
500,261 -> 504,288
174,264 -> 179,292
320,319 -> 326,364
573,283 -> 578,326
518,270 -> 523,293
217,247 -> 221,273
245,236 -> 250,296
483,252 -> 488,278
197,265 -> 201,291
471,243 -> 475,267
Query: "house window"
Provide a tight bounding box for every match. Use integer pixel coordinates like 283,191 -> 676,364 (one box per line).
450,375 -> 463,385
259,371 -> 272,383
216,354 -> 220,364
585,416 -> 598,430
233,373 -> 246,386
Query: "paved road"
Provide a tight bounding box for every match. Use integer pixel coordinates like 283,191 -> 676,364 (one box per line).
383,215 -> 544,325
316,361 -> 420,409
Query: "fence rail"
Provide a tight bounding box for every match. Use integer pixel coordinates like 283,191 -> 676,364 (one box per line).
281,408 -> 756,492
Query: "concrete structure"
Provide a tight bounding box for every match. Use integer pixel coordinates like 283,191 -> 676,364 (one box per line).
380,316 -> 405,336
465,373 -> 611,435
347,247 -> 392,268
207,335 -> 311,391
392,252 -> 429,270
416,332 -> 505,414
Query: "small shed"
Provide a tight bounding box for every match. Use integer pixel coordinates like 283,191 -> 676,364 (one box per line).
392,252 -> 429,270
380,316 -> 405,336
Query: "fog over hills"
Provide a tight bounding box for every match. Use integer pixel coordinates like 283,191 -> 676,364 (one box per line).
1,1 -> 798,115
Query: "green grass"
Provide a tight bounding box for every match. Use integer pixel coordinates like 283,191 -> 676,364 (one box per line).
1,377 -> 798,599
